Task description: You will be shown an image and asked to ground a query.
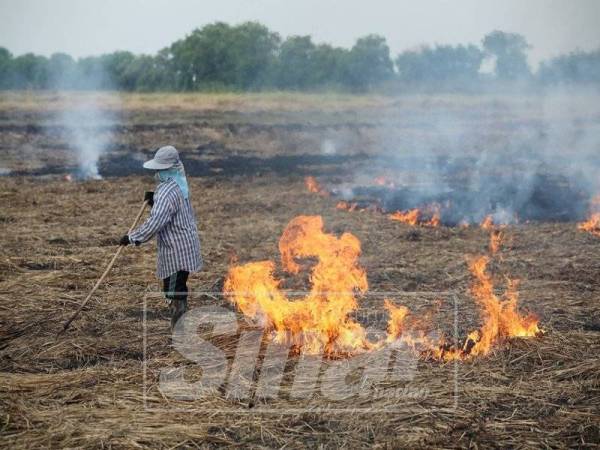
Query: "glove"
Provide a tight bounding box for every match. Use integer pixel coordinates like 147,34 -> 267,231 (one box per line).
119,235 -> 130,246
144,191 -> 154,207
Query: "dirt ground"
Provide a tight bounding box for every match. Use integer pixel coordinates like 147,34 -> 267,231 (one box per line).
0,93 -> 599,448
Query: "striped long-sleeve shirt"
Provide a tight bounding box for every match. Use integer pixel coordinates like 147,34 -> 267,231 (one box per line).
129,179 -> 202,279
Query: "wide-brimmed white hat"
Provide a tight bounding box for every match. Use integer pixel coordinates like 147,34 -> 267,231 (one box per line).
143,146 -> 180,170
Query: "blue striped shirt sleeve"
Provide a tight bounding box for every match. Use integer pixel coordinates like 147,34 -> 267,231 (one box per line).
129,189 -> 175,244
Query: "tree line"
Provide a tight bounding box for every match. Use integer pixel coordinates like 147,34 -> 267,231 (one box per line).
0,22 -> 598,92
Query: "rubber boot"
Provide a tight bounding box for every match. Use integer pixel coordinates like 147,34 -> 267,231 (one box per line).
170,297 -> 188,330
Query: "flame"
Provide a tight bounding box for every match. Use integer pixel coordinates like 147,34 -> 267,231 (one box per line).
336,201 -> 358,212
224,216 -> 370,355
337,201 -> 384,214
422,203 -> 441,227
389,204 -> 440,227
480,215 -> 494,230
578,214 -> 600,236
373,175 -> 396,188
224,216 -> 540,360
304,176 -> 329,196
389,209 -> 420,226
465,256 -> 540,356
385,256 -> 540,360
578,195 -> 600,237
384,299 -> 409,340
481,215 -> 506,254
489,229 -> 504,254
424,214 -> 441,228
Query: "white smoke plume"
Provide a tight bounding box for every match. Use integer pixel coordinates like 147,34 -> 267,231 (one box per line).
60,94 -> 118,180
335,88 -> 600,225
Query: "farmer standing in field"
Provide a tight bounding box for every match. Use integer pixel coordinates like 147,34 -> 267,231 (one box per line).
119,145 -> 202,328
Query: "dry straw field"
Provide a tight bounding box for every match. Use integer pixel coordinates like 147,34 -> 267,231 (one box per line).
0,92 -> 599,448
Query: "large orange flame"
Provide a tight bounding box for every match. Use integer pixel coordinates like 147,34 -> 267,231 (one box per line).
224,216 -> 540,359
224,216 -> 370,355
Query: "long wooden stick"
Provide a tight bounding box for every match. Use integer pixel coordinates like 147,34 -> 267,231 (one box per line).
58,200 -> 148,335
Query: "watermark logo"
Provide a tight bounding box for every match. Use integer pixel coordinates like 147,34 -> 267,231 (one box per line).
142,292 -> 459,412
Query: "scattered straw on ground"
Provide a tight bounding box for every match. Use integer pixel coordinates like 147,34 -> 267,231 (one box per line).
1,175 -> 599,448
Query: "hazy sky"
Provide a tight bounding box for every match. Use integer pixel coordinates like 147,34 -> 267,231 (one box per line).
1,0 -> 599,67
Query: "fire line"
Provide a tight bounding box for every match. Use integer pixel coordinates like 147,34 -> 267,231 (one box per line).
224,216 -> 541,360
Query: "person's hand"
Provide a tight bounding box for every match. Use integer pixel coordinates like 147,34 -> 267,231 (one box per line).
119,235 -> 130,246
144,191 -> 154,206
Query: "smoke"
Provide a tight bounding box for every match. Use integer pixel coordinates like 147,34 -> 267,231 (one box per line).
335,88 -> 600,225
321,139 -> 337,155
61,96 -> 117,179
54,65 -> 119,180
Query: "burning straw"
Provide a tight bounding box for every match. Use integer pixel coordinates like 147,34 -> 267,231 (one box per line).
224,215 -> 540,360
1,176 -> 598,448
578,195 -> 600,237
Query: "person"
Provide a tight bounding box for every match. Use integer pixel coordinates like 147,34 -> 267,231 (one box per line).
120,145 -> 202,328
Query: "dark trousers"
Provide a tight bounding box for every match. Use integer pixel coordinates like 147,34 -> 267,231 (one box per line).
162,270 -> 189,301
162,271 -> 189,328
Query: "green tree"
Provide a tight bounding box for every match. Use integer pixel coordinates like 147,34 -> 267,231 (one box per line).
48,53 -> 78,89
170,22 -> 236,90
11,53 -> 49,88
77,55 -> 108,89
396,44 -> 483,85
101,51 -> 137,89
169,22 -> 279,90
0,47 -> 13,89
311,44 -> 348,88
276,36 -> 316,89
229,22 -> 280,89
75,52 -> 136,89
122,54 -> 174,91
482,31 -> 531,81
344,35 -> 394,90
538,49 -> 600,84
273,38 -> 349,89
